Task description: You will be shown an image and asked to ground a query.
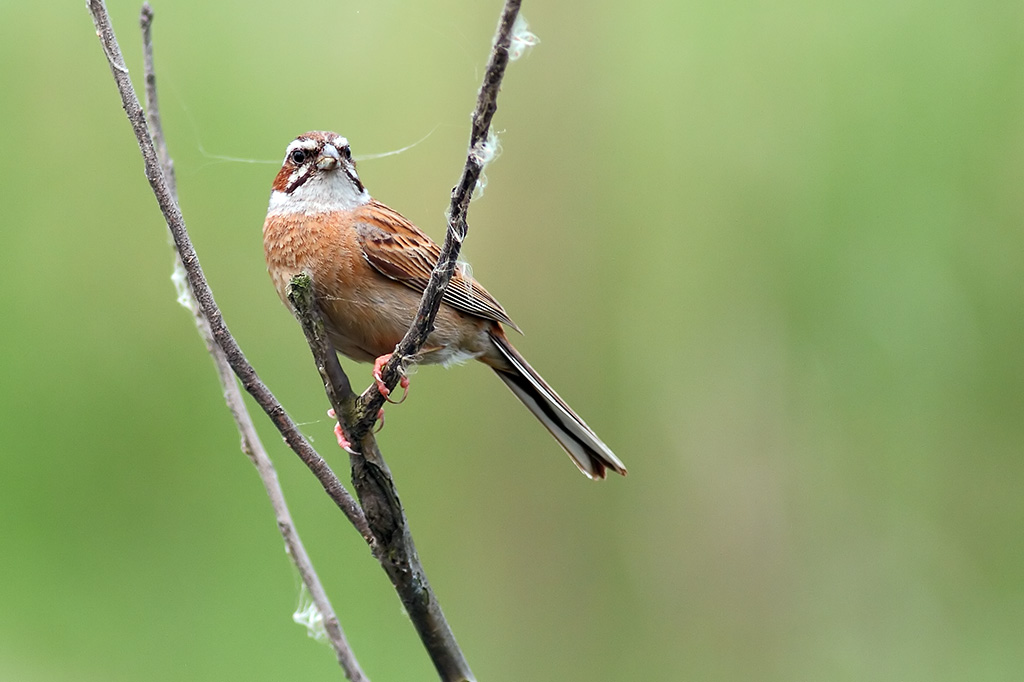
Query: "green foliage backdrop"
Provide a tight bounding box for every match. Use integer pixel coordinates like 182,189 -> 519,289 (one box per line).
1,1 -> 1021,680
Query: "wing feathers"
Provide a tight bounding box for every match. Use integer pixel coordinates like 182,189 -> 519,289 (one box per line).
354,201 -> 519,330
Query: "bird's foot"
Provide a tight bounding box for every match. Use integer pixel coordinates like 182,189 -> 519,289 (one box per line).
329,407 -> 386,453
373,353 -> 410,404
328,408 -> 356,453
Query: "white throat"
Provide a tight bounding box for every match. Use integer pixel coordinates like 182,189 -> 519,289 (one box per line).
267,170 -> 370,215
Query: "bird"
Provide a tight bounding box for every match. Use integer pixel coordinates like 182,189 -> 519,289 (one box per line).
262,131 -> 626,479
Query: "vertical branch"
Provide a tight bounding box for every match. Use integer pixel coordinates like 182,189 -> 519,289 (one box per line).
139,4 -> 175,200
292,1 -> 524,680
135,5 -> 367,680
287,276 -> 473,682
351,0 -> 523,438
85,0 -> 369,540
90,0 -> 528,680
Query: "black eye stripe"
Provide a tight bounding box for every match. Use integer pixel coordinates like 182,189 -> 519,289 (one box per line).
281,137 -> 360,195
285,164 -> 313,194
342,163 -> 363,193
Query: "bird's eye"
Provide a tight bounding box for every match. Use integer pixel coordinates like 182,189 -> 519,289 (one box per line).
340,146 -> 351,160
289,149 -> 309,165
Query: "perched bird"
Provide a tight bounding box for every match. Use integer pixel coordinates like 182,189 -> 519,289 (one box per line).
263,131 -> 626,479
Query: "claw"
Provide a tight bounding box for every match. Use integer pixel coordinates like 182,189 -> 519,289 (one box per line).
373,353 -> 410,404
328,407 -> 387,447
328,408 -> 356,454
334,423 -> 355,453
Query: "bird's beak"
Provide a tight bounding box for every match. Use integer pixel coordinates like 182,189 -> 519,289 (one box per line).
317,144 -> 341,170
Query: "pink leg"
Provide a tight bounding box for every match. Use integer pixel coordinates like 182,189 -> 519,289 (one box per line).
373,353 -> 410,404
328,408 -> 355,453
334,422 -> 354,452
329,408 -> 386,452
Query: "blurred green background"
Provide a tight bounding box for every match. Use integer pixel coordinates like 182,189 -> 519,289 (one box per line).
1,0 -> 1022,680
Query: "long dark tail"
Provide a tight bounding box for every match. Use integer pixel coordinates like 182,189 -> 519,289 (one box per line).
488,332 -> 627,479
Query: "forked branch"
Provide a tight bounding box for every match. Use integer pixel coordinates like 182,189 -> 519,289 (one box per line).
88,0 -> 525,680
287,5 -> 523,677
137,4 -> 367,680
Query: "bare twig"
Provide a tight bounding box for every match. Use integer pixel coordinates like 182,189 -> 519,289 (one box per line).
90,0 -> 524,679
136,6 -> 367,680
350,0 -> 523,439
288,275 -> 472,682
139,4 -> 175,200
86,0 -> 368,540
285,2 -> 524,680
181,280 -> 369,681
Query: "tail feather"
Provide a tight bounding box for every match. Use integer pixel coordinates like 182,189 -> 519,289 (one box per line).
488,332 -> 627,479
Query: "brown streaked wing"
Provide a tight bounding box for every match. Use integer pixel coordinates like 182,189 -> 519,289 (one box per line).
353,201 -> 520,331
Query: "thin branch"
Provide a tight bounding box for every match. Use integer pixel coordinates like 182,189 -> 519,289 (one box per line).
136,5 -> 367,680
288,276 -> 472,682
182,279 -> 369,681
350,0 -> 523,439
139,3 -> 175,200
286,1 -> 523,679
86,0 -> 369,541
90,0 -> 524,679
